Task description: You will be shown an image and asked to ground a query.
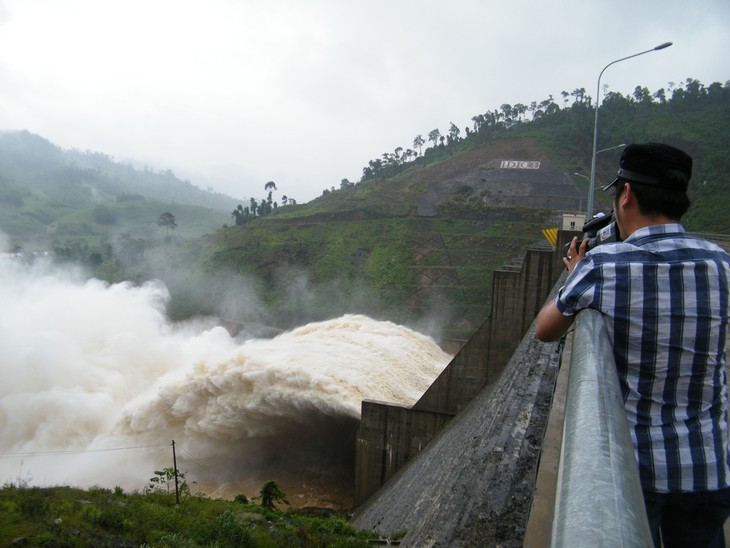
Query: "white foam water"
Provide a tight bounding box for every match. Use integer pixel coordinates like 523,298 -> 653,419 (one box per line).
0,258 -> 450,505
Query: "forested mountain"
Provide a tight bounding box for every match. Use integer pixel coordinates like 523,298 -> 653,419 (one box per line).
0,130 -> 242,256
348,77 -> 729,232
0,131 -> 242,210
1,78 -> 727,339
174,77 -> 729,338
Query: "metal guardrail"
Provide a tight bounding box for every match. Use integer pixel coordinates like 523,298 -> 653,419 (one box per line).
549,309 -> 653,547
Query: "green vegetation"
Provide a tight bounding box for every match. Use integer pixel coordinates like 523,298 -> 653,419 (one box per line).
0,481 -> 378,547
0,76 -> 727,543
152,215 -> 538,338
255,480 -> 289,511
1,78 -> 727,339
354,78 -> 729,232
0,131 -> 241,256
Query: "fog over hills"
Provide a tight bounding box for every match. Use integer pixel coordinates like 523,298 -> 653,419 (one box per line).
0,130 -> 245,209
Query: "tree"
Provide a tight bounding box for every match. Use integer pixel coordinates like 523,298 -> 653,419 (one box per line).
500,103 -> 513,125
413,134 -> 425,155
231,204 -> 246,226
632,85 -> 651,104
561,91 -> 570,108
147,467 -> 191,498
264,181 -> 277,208
257,480 -> 289,510
570,88 -> 587,104
513,104 -> 528,122
157,212 -> 177,240
427,128 -> 441,148
448,122 -> 461,143
544,95 -> 559,115
684,77 -> 705,99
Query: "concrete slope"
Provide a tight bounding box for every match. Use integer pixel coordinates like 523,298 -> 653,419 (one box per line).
351,322 -> 560,547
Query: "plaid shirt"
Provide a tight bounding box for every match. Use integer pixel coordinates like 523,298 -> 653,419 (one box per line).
557,223 -> 730,493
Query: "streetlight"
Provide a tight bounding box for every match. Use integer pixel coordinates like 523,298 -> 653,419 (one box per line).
573,173 -> 589,212
587,42 -> 672,219
596,143 -> 626,158
575,144 -> 625,214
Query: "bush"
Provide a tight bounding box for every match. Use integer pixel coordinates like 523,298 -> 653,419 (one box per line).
19,488 -> 49,519
213,510 -> 254,547
84,501 -> 130,532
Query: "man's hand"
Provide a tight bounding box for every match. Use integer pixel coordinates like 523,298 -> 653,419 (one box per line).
564,236 -> 588,274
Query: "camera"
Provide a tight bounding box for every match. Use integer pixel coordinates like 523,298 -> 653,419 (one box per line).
565,211 -> 621,255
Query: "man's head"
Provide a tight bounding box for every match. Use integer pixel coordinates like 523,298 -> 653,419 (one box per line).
604,143 -> 692,220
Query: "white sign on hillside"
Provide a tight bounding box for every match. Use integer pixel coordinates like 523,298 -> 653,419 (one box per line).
500,160 -> 540,169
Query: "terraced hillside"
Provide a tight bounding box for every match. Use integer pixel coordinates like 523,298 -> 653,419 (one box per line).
178,140 -> 582,339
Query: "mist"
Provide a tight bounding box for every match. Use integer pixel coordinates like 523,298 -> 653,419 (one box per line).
0,255 -> 450,507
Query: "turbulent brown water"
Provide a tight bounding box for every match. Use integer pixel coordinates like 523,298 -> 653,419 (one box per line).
0,258 -> 450,509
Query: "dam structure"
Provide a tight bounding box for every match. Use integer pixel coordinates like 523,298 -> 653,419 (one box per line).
352,232 -> 730,546
352,231 -> 575,546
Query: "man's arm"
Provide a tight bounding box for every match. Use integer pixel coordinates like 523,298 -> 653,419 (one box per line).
535,236 -> 585,341
535,300 -> 575,342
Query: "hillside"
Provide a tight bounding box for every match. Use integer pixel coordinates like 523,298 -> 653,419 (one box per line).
0,131 -> 242,254
1,79 -> 727,340
165,80 -> 728,339
170,138 -> 578,339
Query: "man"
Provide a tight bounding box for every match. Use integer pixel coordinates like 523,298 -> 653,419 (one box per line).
536,143 -> 730,547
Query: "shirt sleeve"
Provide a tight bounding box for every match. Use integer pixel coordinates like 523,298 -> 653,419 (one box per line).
556,258 -> 599,316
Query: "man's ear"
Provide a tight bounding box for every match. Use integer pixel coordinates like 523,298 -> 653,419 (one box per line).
618,183 -> 633,209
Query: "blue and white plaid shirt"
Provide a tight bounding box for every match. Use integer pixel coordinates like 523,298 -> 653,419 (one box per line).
557,223 -> 730,493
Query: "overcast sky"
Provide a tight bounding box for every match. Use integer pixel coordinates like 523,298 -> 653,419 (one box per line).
0,1 -> 727,203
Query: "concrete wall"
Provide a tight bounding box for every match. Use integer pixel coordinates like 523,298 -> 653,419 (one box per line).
351,305 -> 562,546
354,232 -> 576,504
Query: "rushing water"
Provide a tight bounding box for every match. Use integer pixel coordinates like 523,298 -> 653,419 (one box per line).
0,257 -> 450,507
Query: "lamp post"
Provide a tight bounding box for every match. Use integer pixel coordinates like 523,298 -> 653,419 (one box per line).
575,143 -> 625,216
587,42 -> 672,220
577,145 -> 625,185
596,143 -> 626,157
574,173 -> 589,212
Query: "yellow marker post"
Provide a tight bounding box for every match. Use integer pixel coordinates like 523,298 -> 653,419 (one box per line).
541,228 -> 558,249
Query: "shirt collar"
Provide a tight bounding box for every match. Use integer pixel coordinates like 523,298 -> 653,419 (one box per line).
623,223 -> 685,244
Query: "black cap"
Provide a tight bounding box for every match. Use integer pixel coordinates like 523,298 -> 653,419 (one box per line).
602,143 -> 692,192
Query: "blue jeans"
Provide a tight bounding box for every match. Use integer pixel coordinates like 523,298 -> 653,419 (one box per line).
644,487 -> 730,548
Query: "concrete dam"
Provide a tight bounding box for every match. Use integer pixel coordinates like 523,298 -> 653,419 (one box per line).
350,231 -> 730,546
351,232 -> 573,546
